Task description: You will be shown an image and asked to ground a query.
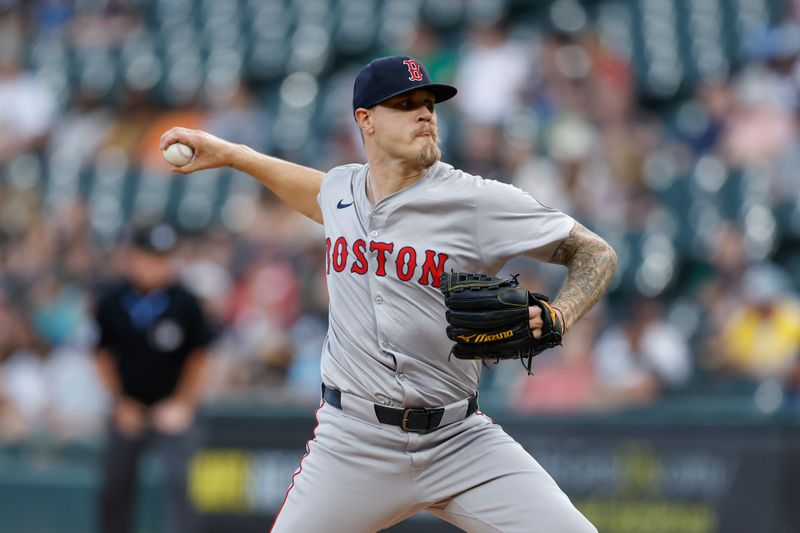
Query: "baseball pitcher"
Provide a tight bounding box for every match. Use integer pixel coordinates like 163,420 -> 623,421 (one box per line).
160,55 -> 615,533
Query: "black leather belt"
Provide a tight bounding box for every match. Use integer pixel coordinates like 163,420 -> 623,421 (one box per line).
322,384 -> 479,434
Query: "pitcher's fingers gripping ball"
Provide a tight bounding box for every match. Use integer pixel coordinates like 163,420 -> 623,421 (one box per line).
439,272 -> 564,373
162,142 -> 194,167
159,127 -> 233,175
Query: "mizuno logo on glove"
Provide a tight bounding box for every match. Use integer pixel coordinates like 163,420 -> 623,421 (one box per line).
457,330 -> 514,343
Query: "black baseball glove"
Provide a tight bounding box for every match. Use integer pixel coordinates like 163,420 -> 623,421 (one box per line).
439,272 -> 564,373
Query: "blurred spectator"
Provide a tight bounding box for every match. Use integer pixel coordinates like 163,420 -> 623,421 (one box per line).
0,279 -> 101,443
511,144 -> 574,213
33,0 -> 73,34
582,32 -> 635,129
30,277 -> 86,346
180,257 -> 233,328
509,308 -> 602,414
695,223 -> 751,346
224,258 -> 300,387
47,87 -> 115,164
457,122 -> 505,179
707,263 -> 800,382
204,81 -> 270,152
0,345 -> 49,436
685,80 -> 736,156
101,87 -> 160,156
398,23 -> 457,85
722,65 -> 797,167
67,0 -> 141,47
0,31 -> 57,162
45,344 -> 108,440
93,223 -> 214,533
454,23 -> 530,124
0,385 -> 25,440
0,293 -> 48,440
591,297 -> 692,409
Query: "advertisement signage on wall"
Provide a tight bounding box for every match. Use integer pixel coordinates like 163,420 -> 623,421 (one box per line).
189,413 -> 800,533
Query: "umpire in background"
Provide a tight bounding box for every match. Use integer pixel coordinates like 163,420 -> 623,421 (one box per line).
93,223 -> 214,533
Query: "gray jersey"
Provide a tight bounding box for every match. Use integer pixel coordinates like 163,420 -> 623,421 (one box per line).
317,161 -> 574,407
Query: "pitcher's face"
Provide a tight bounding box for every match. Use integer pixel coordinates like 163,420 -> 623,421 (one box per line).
364,89 -> 441,168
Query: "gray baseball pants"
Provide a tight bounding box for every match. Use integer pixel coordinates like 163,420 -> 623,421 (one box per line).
271,396 -> 596,533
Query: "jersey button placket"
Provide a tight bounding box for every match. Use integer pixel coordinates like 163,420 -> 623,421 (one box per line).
368,214 -> 393,365
395,368 -> 412,403
368,222 -> 383,308
368,227 -> 389,362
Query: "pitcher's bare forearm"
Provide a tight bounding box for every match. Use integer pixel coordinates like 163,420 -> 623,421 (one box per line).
229,144 -> 325,223
160,127 -> 325,223
548,222 -> 617,332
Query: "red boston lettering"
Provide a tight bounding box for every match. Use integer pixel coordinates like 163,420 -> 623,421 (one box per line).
325,237 -> 449,286
418,250 -> 449,286
332,237 -> 348,272
350,239 -> 368,274
396,246 -> 417,281
370,241 -> 394,276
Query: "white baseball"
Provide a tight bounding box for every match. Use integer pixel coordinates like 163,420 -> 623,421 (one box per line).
162,142 -> 194,167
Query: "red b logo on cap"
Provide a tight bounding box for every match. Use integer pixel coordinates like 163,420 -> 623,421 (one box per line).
403,59 -> 424,81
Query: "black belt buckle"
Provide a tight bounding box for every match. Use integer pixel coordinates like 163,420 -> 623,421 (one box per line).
401,407 -> 444,433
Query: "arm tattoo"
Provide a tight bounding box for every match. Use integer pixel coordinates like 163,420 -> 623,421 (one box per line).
548,222 -> 617,331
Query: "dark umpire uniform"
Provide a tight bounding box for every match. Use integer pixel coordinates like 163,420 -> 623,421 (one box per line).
94,224 -> 214,533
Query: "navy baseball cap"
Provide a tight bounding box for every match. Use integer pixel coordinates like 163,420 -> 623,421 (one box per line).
353,55 -> 457,112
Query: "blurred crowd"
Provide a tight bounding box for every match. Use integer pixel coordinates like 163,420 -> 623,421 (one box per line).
1,0 -> 800,442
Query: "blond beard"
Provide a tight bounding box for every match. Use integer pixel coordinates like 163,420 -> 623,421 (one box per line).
418,142 -> 441,168
415,127 -> 441,168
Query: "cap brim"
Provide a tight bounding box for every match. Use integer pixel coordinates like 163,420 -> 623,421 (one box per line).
359,83 -> 458,109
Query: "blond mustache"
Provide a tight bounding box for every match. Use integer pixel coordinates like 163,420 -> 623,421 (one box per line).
413,126 -> 439,141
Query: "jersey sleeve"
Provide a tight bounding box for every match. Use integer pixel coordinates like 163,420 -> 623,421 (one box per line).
475,178 -> 575,271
